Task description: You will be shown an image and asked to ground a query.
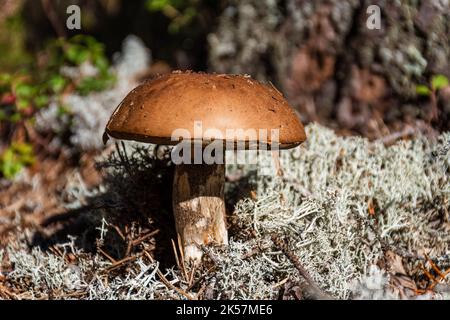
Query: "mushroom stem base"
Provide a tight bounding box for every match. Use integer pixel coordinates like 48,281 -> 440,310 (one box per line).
172,163 -> 228,262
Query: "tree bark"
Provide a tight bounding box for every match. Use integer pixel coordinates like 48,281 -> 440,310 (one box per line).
208,0 -> 450,134
172,163 -> 228,262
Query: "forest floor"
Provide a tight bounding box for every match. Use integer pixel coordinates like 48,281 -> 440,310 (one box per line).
1,124 -> 449,300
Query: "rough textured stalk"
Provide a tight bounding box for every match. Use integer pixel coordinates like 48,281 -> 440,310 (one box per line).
172,163 -> 228,261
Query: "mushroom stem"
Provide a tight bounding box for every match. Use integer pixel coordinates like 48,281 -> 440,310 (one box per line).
172,163 -> 228,262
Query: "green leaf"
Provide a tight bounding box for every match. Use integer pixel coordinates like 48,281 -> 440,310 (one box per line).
9,112 -> 22,123
66,44 -> 90,65
0,148 -> 23,179
0,142 -> 35,179
93,56 -> 108,73
76,74 -> 115,95
16,98 -> 29,110
1,149 -> 16,178
0,73 -> 11,85
431,74 -> 449,91
48,75 -> 66,93
34,94 -> 49,108
15,83 -> 35,98
416,85 -> 431,96
11,142 -> 33,155
82,35 -> 99,48
146,0 -> 170,11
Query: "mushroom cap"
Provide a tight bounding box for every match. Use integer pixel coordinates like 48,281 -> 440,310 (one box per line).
104,71 -> 306,149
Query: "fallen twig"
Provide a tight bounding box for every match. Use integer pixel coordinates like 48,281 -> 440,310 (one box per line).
143,250 -> 194,300
110,224 -> 126,241
98,247 -> 117,263
0,283 -> 16,300
188,263 -> 196,288
374,126 -> 416,147
186,266 -> 216,292
104,254 -> 140,273
418,254 -> 450,293
174,235 -> 189,282
131,229 -> 160,246
271,233 -> 334,300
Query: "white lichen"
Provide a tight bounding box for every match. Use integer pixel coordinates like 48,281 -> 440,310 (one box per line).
3,124 -> 449,299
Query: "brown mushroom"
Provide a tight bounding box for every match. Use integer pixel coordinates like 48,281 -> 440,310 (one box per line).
104,71 -> 306,261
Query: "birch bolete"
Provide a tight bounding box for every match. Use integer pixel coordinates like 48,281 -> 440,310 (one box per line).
103,71 -> 306,261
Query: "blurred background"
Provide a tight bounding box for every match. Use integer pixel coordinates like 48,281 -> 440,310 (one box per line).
1,1 -> 449,179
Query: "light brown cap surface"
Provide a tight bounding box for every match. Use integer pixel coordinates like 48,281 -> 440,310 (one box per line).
105,71 -> 306,149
